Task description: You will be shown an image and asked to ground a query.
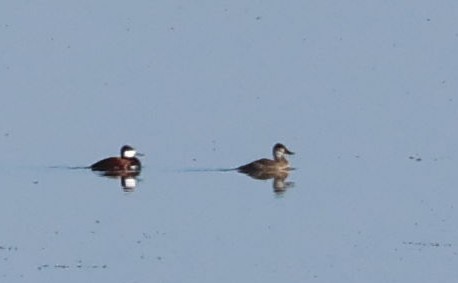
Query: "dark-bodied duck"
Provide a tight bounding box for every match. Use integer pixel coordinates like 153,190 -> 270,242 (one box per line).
91,145 -> 142,172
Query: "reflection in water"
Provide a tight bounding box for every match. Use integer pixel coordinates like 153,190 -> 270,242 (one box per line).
93,170 -> 140,192
238,169 -> 294,195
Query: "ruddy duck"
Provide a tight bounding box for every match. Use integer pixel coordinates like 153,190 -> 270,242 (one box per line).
91,145 -> 142,172
238,143 -> 294,174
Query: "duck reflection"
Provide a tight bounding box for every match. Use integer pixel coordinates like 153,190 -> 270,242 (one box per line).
240,169 -> 294,194
93,170 -> 140,192
237,143 -> 295,194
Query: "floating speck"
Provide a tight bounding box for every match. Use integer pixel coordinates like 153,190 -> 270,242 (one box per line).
408,155 -> 422,162
402,241 -> 452,248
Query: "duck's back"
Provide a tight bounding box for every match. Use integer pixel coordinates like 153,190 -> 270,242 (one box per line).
238,158 -> 276,173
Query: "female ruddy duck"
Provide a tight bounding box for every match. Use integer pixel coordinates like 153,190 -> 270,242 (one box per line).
91,145 -> 142,172
238,143 -> 294,174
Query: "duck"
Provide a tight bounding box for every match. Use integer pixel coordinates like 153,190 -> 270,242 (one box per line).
238,143 -> 294,174
91,145 -> 142,172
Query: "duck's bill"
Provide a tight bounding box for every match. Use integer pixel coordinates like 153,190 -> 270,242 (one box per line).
136,152 -> 145,157
285,149 -> 294,155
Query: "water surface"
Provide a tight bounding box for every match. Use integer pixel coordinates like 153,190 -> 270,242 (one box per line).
1,1 -> 457,282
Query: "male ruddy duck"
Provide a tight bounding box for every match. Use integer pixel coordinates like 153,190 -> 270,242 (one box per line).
238,143 -> 294,174
91,145 -> 142,172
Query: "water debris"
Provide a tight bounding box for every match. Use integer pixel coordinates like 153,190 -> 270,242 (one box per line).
37,263 -> 108,270
37,264 -> 49,270
402,241 -> 452,248
408,155 -> 422,162
0,246 -> 18,251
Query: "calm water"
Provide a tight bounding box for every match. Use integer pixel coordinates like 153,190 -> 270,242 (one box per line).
1,1 -> 458,282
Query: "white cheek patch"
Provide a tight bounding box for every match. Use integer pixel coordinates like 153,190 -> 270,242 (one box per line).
275,150 -> 284,159
123,150 -> 136,158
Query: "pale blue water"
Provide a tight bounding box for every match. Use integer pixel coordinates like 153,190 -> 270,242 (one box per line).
1,1 -> 458,282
